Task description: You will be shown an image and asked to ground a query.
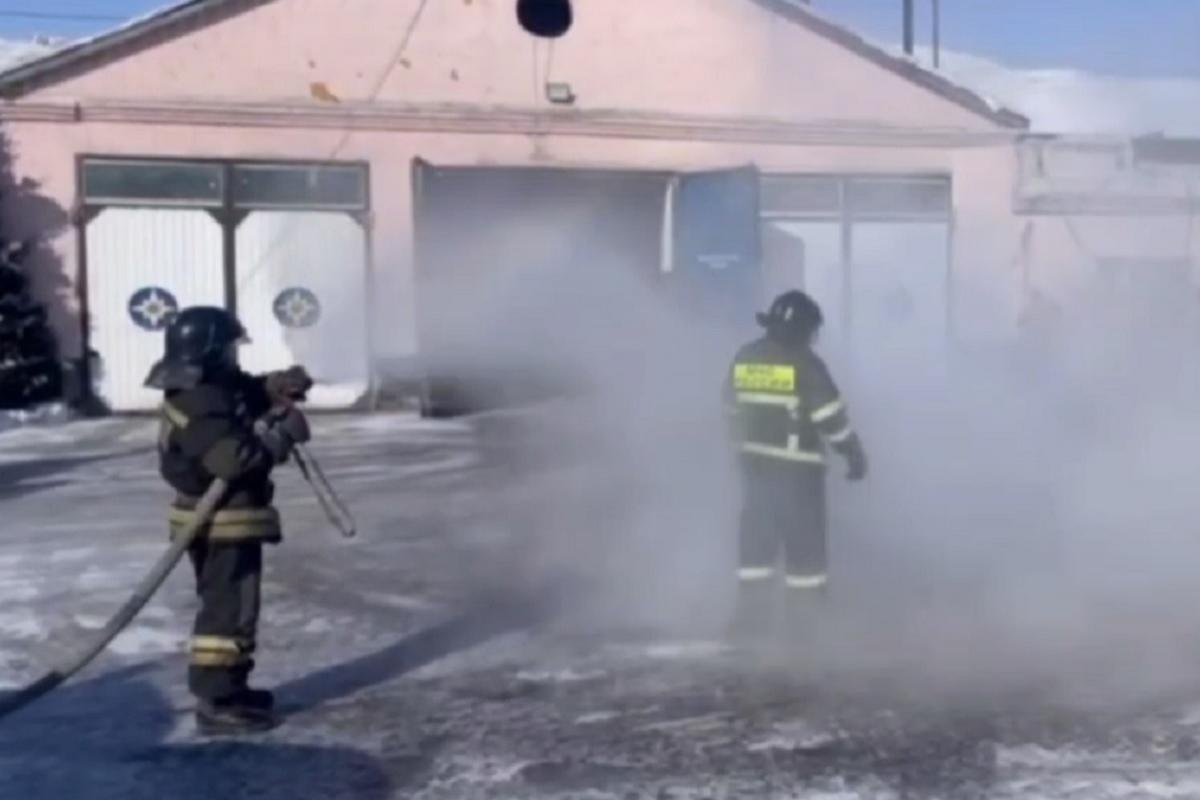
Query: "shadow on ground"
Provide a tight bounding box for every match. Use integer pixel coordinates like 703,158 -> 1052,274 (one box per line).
0,448 -> 146,501
0,663 -> 395,800
277,591 -> 550,715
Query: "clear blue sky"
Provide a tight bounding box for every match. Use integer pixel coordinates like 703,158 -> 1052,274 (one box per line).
0,0 -> 1196,78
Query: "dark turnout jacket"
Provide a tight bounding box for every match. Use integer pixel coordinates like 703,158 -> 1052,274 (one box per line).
725,335 -> 857,466
158,371 -> 282,543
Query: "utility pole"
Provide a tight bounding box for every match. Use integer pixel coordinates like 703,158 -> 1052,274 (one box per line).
932,0 -> 941,67
903,0 -> 915,56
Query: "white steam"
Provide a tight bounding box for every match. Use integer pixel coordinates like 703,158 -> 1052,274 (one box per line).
425,170 -> 1200,711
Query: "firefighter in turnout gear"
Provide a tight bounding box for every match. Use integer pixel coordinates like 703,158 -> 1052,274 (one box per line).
145,306 -> 313,735
725,290 -> 867,640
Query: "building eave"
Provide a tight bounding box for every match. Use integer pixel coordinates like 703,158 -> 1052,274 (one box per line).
0,97 -> 1022,149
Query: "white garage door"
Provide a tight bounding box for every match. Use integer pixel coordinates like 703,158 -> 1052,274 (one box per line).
234,211 -> 369,409
85,208 -> 224,412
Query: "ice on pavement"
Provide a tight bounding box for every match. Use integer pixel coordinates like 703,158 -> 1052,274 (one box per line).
635,641 -> 733,660
515,668 -> 607,684
0,612 -> 46,640
108,626 -> 187,657
748,720 -> 840,752
4,414 -> 1200,800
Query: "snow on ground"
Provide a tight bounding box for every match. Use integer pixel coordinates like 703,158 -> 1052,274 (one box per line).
3,413 -> 1200,798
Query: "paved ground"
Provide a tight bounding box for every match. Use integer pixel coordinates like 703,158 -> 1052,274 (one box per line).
3,412 -> 1200,799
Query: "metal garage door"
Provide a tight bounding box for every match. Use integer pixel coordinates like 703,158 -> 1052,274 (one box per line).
85,207 -> 224,411
235,211 -> 370,409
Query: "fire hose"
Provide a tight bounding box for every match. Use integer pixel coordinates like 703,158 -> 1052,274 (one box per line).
0,477 -> 229,721
0,443 -> 355,721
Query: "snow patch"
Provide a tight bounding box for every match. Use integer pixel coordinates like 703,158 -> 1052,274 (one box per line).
73,606 -> 171,632
434,757 -> 533,786
0,404 -> 70,434
0,583 -> 39,603
997,744 -> 1096,769
109,626 -> 185,656
302,617 -> 335,634
1179,703 -> 1200,726
0,612 -> 46,640
639,712 -> 730,733
997,777 -> 1200,799
49,547 -> 100,564
748,721 -> 838,752
1127,782 -> 1200,799
75,564 -> 123,590
639,640 -> 732,660
138,605 -> 177,622
358,591 -> 437,611
575,710 -> 621,725
72,614 -> 105,630
516,668 -> 607,684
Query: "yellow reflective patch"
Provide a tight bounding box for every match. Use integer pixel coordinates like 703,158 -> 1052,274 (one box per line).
190,650 -> 250,668
161,401 -> 189,430
733,363 -> 795,393
190,636 -> 246,654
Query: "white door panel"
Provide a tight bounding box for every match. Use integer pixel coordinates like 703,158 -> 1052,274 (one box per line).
235,211 -> 370,409
85,208 -> 224,412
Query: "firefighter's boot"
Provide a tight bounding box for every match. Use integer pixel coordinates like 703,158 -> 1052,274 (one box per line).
235,687 -> 275,712
196,697 -> 278,736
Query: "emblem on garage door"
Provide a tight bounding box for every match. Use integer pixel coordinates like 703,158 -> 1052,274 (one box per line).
127,286 -> 179,331
273,287 -> 321,329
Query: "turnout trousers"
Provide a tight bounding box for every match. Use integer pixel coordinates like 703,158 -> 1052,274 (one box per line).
737,457 -> 828,591
186,540 -> 263,702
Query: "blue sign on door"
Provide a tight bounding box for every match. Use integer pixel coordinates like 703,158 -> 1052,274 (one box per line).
273,287 -> 321,329
128,286 -> 179,331
672,165 -> 762,331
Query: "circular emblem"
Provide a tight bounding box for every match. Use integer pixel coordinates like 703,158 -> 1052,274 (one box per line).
128,286 -> 179,331
273,287 -> 321,329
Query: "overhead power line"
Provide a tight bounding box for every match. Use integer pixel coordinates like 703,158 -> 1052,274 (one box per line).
0,9 -> 125,23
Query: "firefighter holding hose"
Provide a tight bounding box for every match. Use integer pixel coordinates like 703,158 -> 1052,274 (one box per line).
145,307 -> 313,734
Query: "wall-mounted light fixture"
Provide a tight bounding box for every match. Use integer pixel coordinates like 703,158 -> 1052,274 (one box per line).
545,82 -> 576,105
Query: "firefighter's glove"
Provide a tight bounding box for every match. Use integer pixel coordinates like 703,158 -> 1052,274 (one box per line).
265,366 -> 314,406
840,435 -> 868,482
257,408 -> 311,464
274,406 -> 312,444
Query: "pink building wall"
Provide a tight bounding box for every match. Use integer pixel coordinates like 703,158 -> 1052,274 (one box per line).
0,0 -> 1026,359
